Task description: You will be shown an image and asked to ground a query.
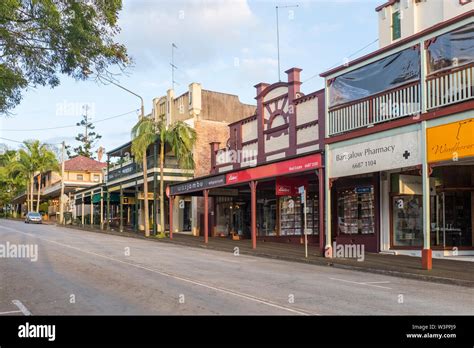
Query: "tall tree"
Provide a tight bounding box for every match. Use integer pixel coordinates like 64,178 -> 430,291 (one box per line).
131,117 -> 156,237
159,118 -> 196,238
8,140 -> 39,212
35,144 -> 59,212
131,116 -> 196,237
0,0 -> 130,115
68,107 -> 102,158
0,146 -> 26,214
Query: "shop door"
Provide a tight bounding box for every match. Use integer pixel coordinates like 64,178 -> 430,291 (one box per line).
183,201 -> 191,231
434,191 -> 472,248
335,186 -> 378,252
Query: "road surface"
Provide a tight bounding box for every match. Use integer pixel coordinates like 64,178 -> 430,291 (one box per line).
0,219 -> 472,315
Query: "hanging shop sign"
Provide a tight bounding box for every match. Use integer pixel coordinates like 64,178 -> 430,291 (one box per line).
328,130 -> 421,178
138,192 -> 156,200
169,174 -> 226,195
275,177 -> 308,196
427,118 -> 474,163
227,153 -> 321,185
121,197 -> 136,205
355,186 -> 372,194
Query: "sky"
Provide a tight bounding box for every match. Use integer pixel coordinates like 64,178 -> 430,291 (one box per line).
0,0 -> 380,156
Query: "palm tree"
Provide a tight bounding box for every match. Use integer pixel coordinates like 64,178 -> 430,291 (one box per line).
8,141 -> 39,213
0,148 -> 26,216
35,144 -> 59,213
158,117 -> 196,238
131,117 -> 157,237
23,141 -> 41,212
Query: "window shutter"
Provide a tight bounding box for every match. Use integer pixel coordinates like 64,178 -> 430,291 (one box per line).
392,11 -> 401,40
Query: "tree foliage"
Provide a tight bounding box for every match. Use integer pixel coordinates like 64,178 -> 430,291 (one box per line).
0,0 -> 130,114
1,140 -> 58,213
67,112 -> 102,158
130,115 -> 196,237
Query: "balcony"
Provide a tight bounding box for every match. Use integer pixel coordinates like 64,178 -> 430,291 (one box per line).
426,63 -> 473,110
325,18 -> 473,137
106,155 -> 181,182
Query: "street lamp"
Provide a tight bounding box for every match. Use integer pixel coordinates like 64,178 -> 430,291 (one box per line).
96,75 -> 145,120
93,75 -> 143,232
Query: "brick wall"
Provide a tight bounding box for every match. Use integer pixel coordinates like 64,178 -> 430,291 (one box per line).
193,119 -> 230,178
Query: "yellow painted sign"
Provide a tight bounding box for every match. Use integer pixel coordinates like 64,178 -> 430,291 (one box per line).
427,118 -> 474,163
138,192 -> 156,200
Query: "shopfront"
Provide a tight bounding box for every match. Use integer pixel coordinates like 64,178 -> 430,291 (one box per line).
326,126 -> 422,253
169,152 -> 324,250
425,115 -> 474,255
327,116 -> 474,257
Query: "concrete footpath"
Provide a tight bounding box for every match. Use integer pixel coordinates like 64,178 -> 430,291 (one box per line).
60,223 -> 474,288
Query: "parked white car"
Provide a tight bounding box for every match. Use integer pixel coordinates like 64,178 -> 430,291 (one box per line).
25,212 -> 42,224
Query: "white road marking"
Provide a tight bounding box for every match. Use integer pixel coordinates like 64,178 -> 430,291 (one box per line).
0,310 -> 22,315
329,277 -> 392,290
12,300 -> 32,316
0,224 -> 316,316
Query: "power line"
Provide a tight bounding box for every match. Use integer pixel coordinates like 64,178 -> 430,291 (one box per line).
302,38 -> 379,84
0,136 -> 61,146
1,109 -> 139,132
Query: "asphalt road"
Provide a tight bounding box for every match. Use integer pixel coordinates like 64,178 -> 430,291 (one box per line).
0,219 -> 473,315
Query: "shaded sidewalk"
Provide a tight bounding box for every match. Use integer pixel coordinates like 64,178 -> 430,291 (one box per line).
63,224 -> 474,288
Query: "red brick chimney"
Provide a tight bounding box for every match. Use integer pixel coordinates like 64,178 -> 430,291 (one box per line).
209,142 -> 221,174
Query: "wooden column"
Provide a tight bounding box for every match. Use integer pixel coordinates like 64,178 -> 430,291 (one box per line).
90,192 -> 94,227
119,151 -> 124,233
169,195 -> 174,239
324,144 -> 332,258
100,187 -> 104,229
119,185 -> 123,232
81,193 -> 85,226
204,189 -> 209,244
250,180 -> 257,249
318,168 -> 325,254
106,155 -> 110,231
421,121 -> 432,270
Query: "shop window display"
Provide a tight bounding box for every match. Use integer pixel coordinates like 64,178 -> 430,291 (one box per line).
279,194 -> 319,236
337,187 -> 375,235
432,191 -> 472,248
392,195 -> 423,246
257,198 -> 277,236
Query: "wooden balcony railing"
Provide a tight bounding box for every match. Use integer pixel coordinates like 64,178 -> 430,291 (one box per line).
426,63 -> 473,110
107,155 -> 180,182
328,63 -> 473,136
328,81 -> 421,136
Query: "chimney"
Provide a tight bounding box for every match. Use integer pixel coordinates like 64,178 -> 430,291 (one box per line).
285,67 -> 302,103
189,82 -> 202,118
209,142 -> 221,174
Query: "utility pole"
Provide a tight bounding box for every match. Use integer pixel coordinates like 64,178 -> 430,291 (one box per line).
275,4 -> 299,81
83,105 -> 89,145
59,141 -> 65,225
